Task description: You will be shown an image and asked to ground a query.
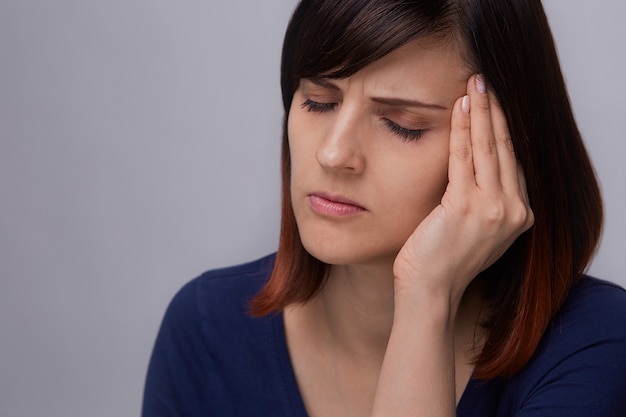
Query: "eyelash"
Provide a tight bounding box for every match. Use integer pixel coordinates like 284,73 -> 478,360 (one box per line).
383,119 -> 424,142
301,98 -> 336,113
301,98 -> 425,142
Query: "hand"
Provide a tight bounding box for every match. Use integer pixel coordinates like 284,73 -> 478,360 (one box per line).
393,75 -> 534,307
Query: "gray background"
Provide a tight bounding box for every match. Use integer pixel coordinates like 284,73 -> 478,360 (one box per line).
0,1 -> 624,416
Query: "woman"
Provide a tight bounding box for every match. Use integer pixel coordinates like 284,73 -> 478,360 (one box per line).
142,1 -> 626,416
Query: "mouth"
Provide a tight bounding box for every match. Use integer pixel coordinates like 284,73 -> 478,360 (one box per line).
308,193 -> 366,217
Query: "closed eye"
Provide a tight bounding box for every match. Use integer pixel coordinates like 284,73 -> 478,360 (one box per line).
383,119 -> 425,142
301,98 -> 337,113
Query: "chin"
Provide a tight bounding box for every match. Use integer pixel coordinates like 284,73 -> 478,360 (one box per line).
300,235 -> 397,267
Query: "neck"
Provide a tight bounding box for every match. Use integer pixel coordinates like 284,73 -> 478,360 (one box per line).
317,263 -> 396,360
294,260 -> 487,358
283,261 -> 489,413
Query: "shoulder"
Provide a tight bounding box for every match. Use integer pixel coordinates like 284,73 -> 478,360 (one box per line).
539,276 -> 626,372
531,276 -> 626,374
181,252 -> 275,299
499,277 -> 626,416
563,275 -> 626,314
166,253 -> 276,325
142,254 -> 280,415
149,253 -> 276,359
549,276 -> 626,343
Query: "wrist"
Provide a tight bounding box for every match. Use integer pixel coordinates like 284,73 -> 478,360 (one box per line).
393,267 -> 472,318
393,285 -> 457,330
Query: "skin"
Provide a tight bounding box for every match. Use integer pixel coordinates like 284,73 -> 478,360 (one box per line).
284,39 -> 534,417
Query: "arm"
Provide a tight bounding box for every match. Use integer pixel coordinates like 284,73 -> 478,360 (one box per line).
372,75 -> 534,416
514,281 -> 626,417
142,280 -> 208,417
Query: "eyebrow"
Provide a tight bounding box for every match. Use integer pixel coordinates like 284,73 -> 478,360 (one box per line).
306,78 -> 448,111
370,96 -> 448,111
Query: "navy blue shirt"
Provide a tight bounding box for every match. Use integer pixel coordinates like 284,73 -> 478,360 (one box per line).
142,254 -> 626,416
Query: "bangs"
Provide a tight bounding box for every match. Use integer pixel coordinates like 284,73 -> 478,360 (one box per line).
282,0 -> 460,108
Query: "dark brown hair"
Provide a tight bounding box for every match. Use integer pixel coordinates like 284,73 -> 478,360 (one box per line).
250,0 -> 603,379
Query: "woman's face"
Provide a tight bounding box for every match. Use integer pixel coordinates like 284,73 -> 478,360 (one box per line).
288,39 -> 470,267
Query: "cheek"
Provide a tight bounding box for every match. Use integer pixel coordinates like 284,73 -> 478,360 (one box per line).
287,104 -> 298,151
420,142 -> 450,201
385,138 -> 450,220
287,108 -> 317,201
287,99 -> 313,163
287,109 -> 304,171
287,117 -> 307,180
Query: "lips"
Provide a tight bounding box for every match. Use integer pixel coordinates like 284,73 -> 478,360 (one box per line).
308,193 -> 366,217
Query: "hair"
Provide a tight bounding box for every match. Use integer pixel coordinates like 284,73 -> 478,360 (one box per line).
250,0 -> 603,379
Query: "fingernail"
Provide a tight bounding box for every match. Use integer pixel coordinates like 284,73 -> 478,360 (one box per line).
462,95 -> 470,113
476,75 -> 486,94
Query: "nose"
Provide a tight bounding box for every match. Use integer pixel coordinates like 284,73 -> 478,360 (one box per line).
315,108 -> 365,174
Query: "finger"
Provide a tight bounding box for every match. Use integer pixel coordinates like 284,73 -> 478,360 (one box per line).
489,92 -> 518,192
448,94 -> 474,188
516,164 -> 535,229
469,75 -> 500,189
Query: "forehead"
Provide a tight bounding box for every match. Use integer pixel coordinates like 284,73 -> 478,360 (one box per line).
357,38 -> 470,86
320,38 -> 471,107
